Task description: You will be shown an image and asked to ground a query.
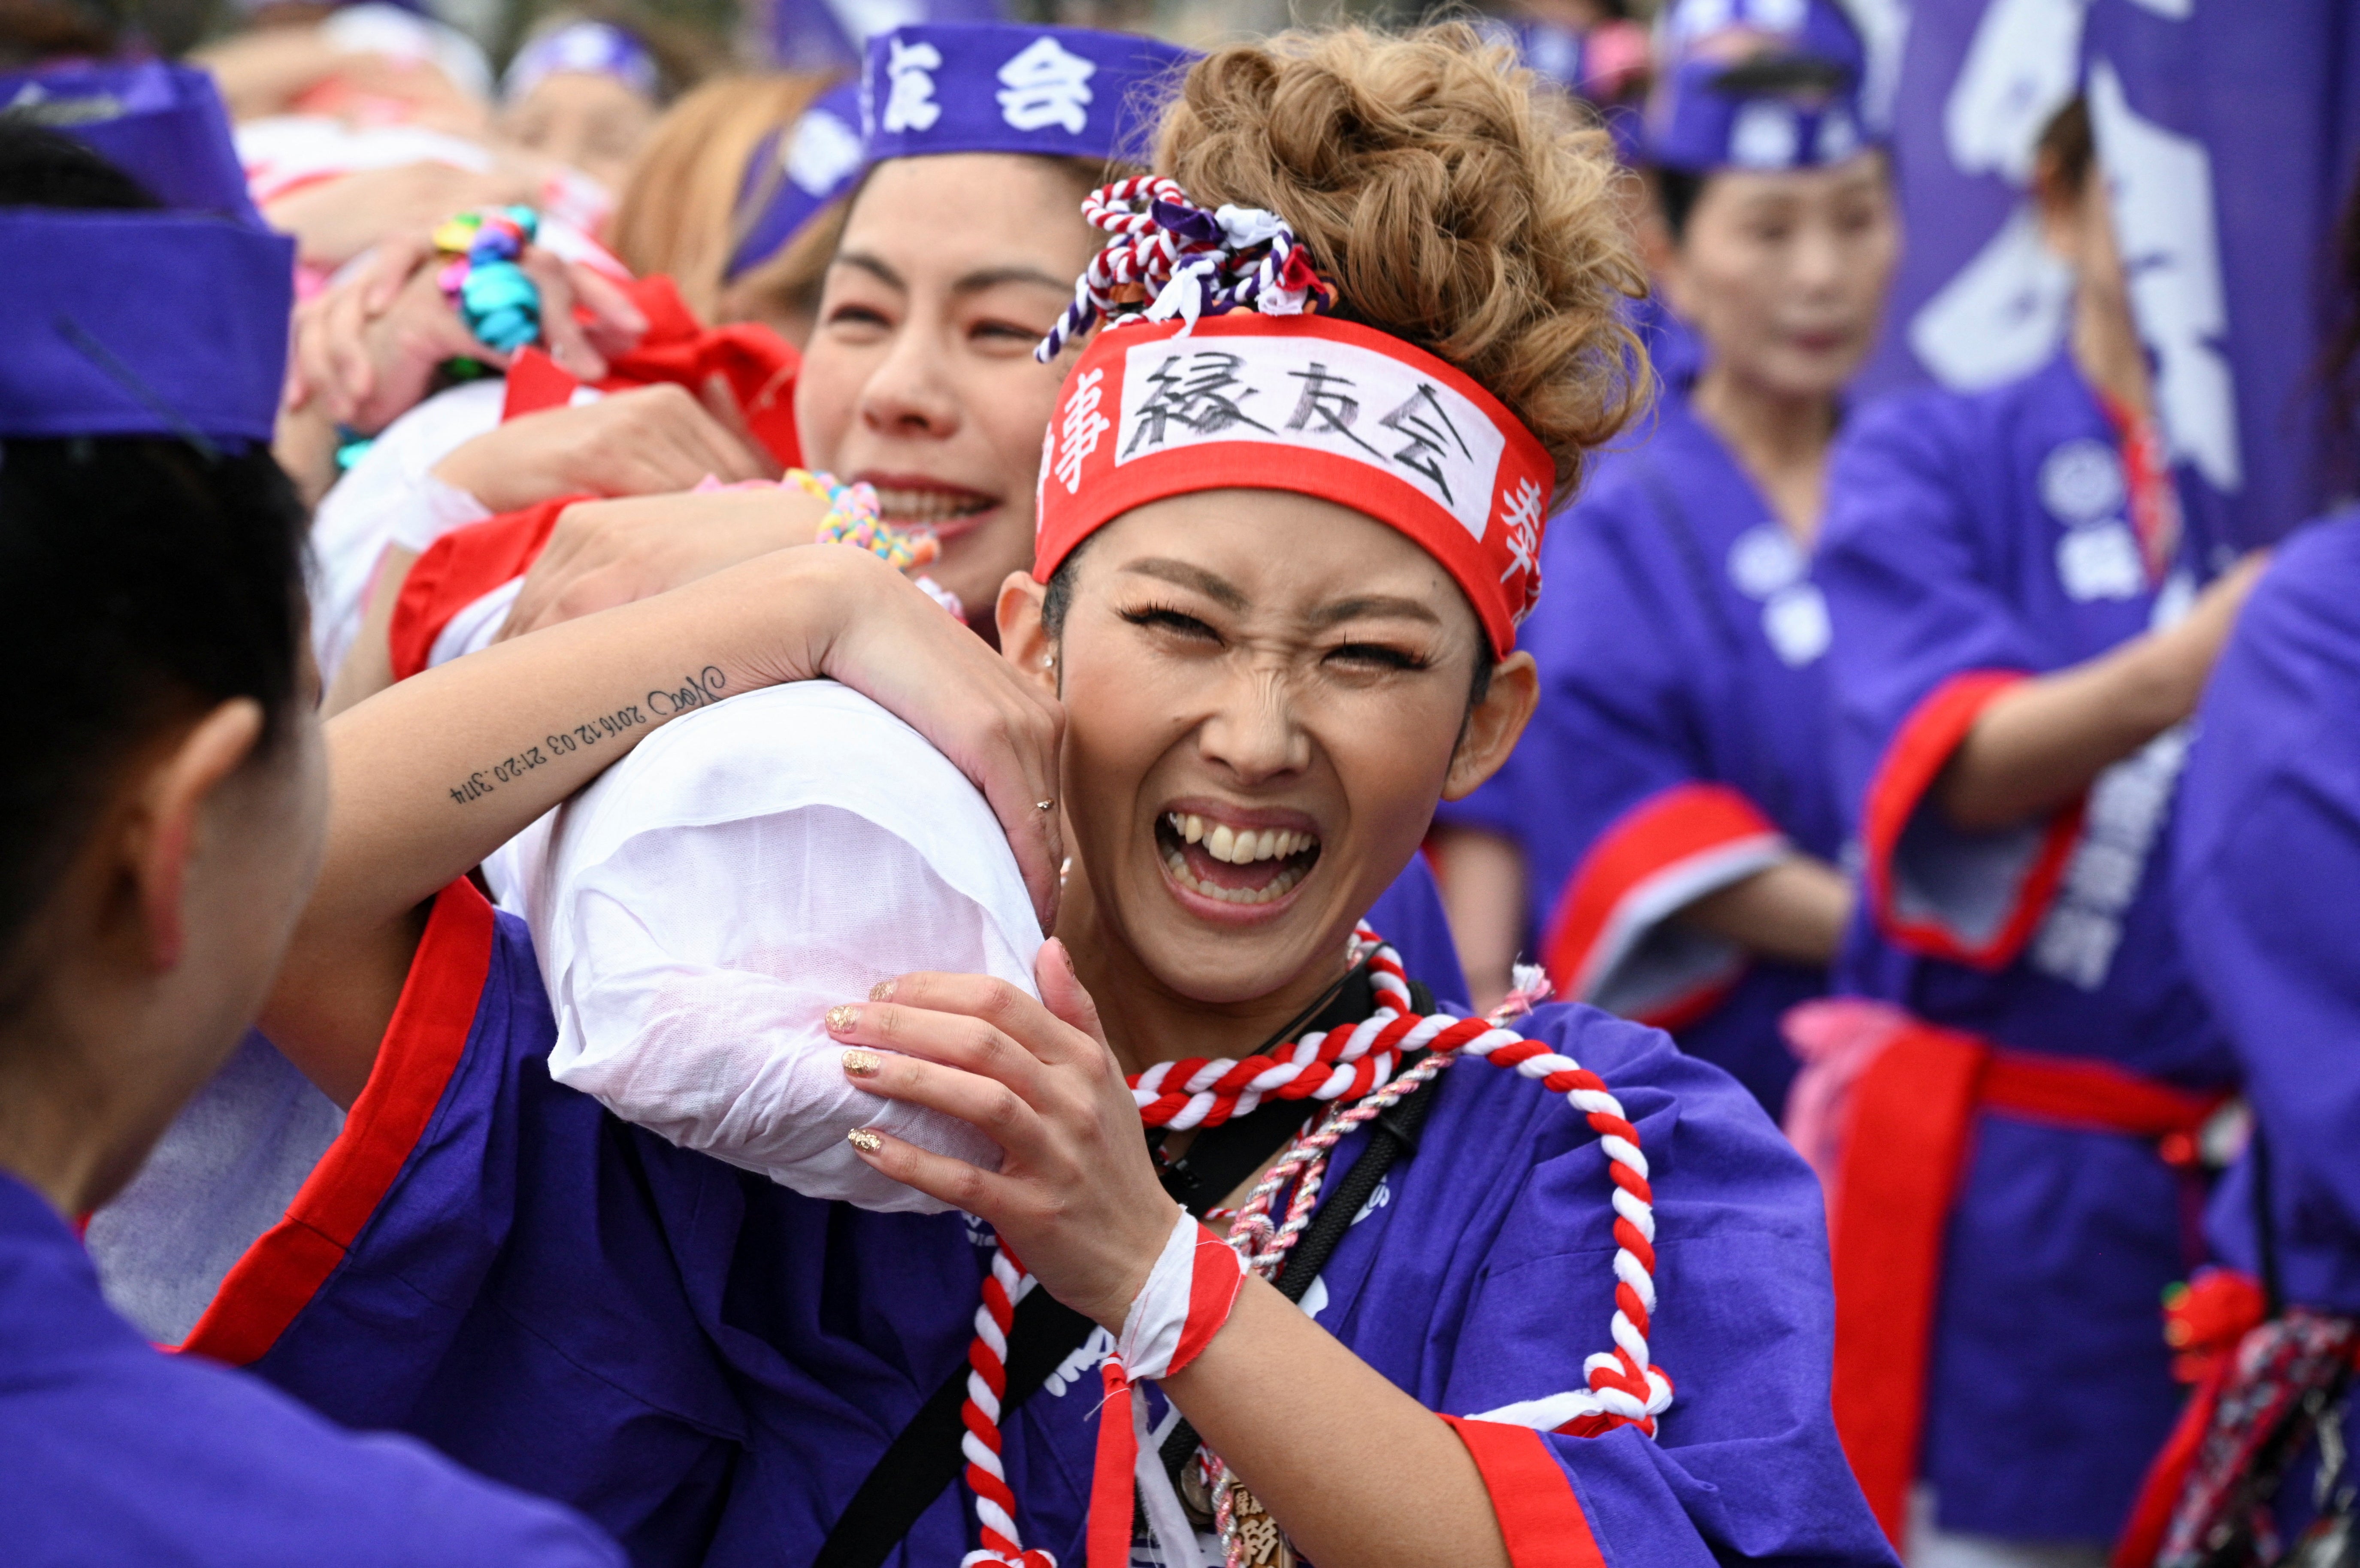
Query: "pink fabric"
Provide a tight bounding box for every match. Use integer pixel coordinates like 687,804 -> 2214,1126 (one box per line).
1779,997 -> 1915,1212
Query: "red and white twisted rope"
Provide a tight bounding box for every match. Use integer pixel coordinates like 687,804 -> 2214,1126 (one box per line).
957,925 -> 1670,1568
959,1238 -> 1052,1568
1035,177 -> 1333,363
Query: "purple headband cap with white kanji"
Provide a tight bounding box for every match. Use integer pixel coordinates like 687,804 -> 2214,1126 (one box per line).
726,79 -> 864,282
1646,0 -> 1878,174
1645,51 -> 1875,174
502,20 -> 662,104
858,22 -> 1196,168
0,210 -> 295,444
0,62 -> 263,227
1661,0 -> 1866,76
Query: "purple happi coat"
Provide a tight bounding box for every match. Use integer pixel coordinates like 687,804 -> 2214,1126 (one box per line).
0,1172 -> 618,1566
136,869 -> 1889,1568
1815,351 -> 2240,1541
1442,390 -> 1846,1117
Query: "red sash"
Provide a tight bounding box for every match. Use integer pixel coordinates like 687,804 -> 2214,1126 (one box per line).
1830,1017 -> 2227,1544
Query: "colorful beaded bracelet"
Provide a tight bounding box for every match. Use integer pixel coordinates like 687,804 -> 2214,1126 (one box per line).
790,469 -> 940,572
433,206 -> 543,356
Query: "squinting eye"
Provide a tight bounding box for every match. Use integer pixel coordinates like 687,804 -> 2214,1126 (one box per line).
1120,605 -> 1221,643
1327,642 -> 1428,672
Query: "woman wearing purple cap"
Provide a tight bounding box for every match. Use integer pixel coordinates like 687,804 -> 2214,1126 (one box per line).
1428,7 -> 1896,1118
0,119 -> 623,1568
1809,94 -> 2262,1557
497,9 -> 720,196
376,18 -> 1470,984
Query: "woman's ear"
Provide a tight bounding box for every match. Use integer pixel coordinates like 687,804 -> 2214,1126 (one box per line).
1443,652 -> 1539,802
995,570 -> 1059,697
127,699 -> 268,975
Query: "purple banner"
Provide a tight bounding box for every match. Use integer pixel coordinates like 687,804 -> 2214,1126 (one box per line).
1857,0 -> 2083,400
2083,0 -> 2360,549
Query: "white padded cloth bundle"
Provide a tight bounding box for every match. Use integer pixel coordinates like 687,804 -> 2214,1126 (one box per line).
523,680 -> 1040,1213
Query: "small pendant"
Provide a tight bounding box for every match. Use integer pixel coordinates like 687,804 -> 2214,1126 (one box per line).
1179,1460 -> 1214,1525
1224,1481 -> 1295,1568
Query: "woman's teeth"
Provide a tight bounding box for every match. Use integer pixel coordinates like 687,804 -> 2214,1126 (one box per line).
1163,848 -> 1310,905
871,487 -> 992,527
1165,813 -> 1316,864
1159,812 -> 1320,905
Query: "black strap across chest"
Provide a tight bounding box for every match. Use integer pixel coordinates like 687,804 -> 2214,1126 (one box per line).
812,970 -> 1437,1568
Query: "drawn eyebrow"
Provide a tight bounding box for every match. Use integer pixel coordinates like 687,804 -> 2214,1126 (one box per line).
1120,561 -> 1444,628
950,264 -> 1073,298
831,250 -> 904,291
1312,594 -> 1442,628
829,254 -> 1071,299
1119,557 -> 1249,610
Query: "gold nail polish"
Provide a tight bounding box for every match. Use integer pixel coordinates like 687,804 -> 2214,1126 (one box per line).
825,1005 -> 858,1033
846,1128 -> 883,1154
868,979 -> 895,1003
841,1049 -> 883,1078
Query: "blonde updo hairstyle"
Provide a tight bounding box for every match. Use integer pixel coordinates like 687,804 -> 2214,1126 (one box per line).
1153,24 -> 1649,500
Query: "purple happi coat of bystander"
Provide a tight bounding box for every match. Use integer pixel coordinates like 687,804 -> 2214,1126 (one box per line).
1441,386 -> 1846,1117
2175,510 -> 2360,1318
0,1174 -> 619,1567
1815,349 -> 2241,1542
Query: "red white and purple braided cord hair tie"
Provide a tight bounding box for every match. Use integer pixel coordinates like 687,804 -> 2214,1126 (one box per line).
1035,176 -> 1336,363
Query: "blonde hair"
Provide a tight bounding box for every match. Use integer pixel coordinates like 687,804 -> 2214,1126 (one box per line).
1154,25 -> 1649,496
605,71 -> 839,321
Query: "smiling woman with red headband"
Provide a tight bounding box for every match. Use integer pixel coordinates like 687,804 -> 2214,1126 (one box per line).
782,29 -> 1895,1568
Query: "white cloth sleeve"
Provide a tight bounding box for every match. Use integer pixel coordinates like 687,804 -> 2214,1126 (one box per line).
308,378 -> 504,682
529,681 -> 1044,1214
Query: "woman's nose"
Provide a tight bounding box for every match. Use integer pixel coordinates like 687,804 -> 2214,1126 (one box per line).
859,321 -> 961,438
1790,221 -> 1846,294
1197,668 -> 1312,783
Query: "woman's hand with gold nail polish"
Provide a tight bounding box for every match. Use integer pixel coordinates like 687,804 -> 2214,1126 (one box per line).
824,941 -> 1178,1331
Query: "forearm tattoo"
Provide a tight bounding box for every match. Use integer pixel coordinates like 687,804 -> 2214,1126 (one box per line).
445,666 -> 727,806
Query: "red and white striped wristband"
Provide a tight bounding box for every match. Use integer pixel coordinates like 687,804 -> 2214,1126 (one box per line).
1087,1209 -> 1246,1568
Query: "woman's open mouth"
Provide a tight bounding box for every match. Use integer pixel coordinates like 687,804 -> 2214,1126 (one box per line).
857,475 -> 1001,543
1156,810 -> 1322,909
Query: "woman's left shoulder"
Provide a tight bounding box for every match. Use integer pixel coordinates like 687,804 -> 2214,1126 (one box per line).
1416,1006 -> 1822,1228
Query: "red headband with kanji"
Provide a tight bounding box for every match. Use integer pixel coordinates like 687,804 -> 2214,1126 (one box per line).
1031,182 -> 1555,657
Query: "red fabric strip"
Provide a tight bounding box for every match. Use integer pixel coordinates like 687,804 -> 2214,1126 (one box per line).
1540,781 -> 1781,1026
1982,1050 -> 2225,1139
1829,1020 -> 1988,1544
1171,1225 -> 1245,1372
498,275 -> 803,467
1087,1359 -> 1139,1568
176,880 -> 495,1366
1440,1415 -> 1611,1568
386,497 -> 581,682
1859,670 -> 2085,970
2111,1353 -> 2233,1568
498,347 -> 580,421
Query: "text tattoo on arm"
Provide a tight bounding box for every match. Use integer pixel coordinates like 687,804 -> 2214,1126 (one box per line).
445,666 -> 728,805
